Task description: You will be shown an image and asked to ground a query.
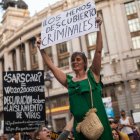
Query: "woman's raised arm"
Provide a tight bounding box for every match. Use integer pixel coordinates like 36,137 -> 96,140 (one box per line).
90,17 -> 103,82
36,36 -> 67,87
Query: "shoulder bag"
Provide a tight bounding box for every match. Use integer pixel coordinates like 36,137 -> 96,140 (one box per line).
76,78 -> 104,140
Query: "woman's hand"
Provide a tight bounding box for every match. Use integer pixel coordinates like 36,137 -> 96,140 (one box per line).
35,35 -> 45,53
96,17 -> 102,29
91,17 -> 103,79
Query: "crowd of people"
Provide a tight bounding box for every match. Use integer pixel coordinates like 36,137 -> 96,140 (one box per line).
34,116 -> 74,140
1,110 -> 140,140
110,110 -> 140,140
0,117 -> 74,140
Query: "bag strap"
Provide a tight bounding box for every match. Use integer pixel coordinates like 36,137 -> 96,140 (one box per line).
87,78 -> 94,108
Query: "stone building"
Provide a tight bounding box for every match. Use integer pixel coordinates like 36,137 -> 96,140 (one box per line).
0,0 -> 140,131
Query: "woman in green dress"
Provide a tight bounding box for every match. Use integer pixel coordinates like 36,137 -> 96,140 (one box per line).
36,17 -> 113,140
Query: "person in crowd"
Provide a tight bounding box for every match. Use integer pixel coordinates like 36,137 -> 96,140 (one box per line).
34,126 -> 51,140
112,128 -> 122,140
133,128 -> 140,140
34,117 -> 74,140
10,134 -> 14,140
119,110 -> 134,140
132,123 -> 140,140
10,133 -> 19,140
109,118 -> 119,129
112,128 -> 121,140
109,119 -> 129,140
36,17 -> 113,140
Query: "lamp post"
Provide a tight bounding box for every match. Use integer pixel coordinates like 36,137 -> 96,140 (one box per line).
44,72 -> 53,130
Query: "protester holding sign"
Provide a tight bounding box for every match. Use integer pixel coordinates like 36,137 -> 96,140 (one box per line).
36,16 -> 113,139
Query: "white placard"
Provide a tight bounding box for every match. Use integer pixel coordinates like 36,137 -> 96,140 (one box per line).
41,0 -> 98,49
132,112 -> 140,123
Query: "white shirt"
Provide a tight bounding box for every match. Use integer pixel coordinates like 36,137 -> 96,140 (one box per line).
120,117 -> 133,134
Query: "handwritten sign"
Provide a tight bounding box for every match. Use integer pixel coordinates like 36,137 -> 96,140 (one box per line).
3,71 -> 46,133
41,0 -> 98,49
132,112 -> 140,123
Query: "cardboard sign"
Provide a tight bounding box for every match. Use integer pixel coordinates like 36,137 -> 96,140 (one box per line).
3,71 -> 46,133
41,0 -> 98,49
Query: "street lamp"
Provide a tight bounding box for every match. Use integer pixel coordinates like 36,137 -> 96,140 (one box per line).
44,72 -> 53,130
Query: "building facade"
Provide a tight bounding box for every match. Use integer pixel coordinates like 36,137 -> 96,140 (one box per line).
0,0 -> 140,131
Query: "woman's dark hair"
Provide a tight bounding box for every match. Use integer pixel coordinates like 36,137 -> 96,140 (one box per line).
120,110 -> 125,113
71,52 -> 87,71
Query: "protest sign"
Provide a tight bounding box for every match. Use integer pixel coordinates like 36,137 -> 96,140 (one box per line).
41,0 -> 98,49
102,97 -> 115,118
132,112 -> 140,123
3,71 -> 45,133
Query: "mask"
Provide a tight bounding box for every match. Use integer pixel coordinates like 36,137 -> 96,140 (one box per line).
121,114 -> 125,117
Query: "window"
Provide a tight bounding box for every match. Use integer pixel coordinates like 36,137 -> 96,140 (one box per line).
44,47 -> 52,71
20,44 -> 26,70
29,37 -> 38,70
59,57 -> 69,67
12,50 -> 17,70
128,18 -> 140,32
125,2 -> 137,15
87,32 -> 97,46
86,32 -> 96,59
32,54 -> 38,64
57,42 -> 69,68
57,42 -> 68,54
136,59 -> 140,70
132,36 -> 140,49
124,1 -> 140,49
55,118 -> 66,132
138,0 -> 140,7
86,32 -> 104,59
1,58 -> 4,71
89,50 -> 95,60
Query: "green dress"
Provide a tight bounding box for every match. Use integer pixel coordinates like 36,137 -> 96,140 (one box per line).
67,69 -> 113,140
